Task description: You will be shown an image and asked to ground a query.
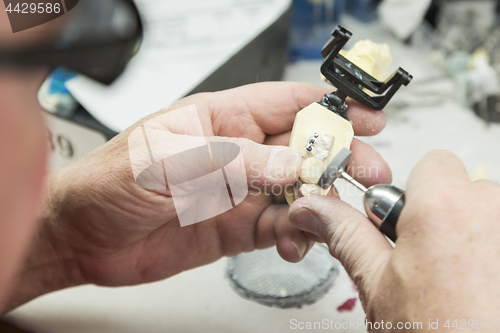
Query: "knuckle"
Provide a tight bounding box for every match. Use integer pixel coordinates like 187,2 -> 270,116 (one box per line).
471,180 -> 500,204
324,215 -> 359,260
233,137 -> 253,148
403,182 -> 460,227
425,149 -> 455,160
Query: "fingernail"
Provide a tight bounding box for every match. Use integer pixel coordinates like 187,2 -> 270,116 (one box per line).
292,236 -> 307,259
267,147 -> 300,179
289,207 -> 321,236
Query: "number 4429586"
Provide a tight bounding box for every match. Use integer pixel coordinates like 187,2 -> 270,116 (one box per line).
444,319 -> 498,330
5,2 -> 62,14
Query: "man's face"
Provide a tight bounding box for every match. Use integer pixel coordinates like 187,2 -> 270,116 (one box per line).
0,8 -> 50,307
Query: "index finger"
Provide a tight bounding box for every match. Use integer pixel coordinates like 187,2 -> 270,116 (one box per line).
406,150 -> 469,195
212,82 -> 386,137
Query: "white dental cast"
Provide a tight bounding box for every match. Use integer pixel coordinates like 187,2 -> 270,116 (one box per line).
300,131 -> 334,160
299,157 -> 325,184
298,183 -> 322,197
298,131 -> 334,197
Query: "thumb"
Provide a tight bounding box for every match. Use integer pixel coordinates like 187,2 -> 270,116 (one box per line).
289,195 -> 393,295
206,137 -> 302,193
130,128 -> 301,193
406,149 -> 469,196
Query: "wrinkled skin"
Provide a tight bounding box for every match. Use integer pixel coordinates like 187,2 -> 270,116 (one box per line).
2,82 -> 390,312
290,150 -> 500,332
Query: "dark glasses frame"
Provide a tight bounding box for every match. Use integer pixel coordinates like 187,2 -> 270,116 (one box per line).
0,0 -> 143,84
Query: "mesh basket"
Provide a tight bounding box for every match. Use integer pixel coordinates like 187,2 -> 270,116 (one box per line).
226,244 -> 338,309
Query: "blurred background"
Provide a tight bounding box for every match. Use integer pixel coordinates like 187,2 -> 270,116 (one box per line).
4,1 -> 500,332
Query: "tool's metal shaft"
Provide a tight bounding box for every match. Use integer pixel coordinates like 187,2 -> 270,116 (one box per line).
339,170 -> 367,193
320,148 -> 404,242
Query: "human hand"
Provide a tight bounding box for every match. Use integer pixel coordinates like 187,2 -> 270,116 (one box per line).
5,82 -> 390,312
289,150 -> 500,331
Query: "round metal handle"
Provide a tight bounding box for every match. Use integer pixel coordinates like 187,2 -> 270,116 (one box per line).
363,184 -> 405,242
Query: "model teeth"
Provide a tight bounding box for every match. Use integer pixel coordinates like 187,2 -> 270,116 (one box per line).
297,131 -> 334,197
299,157 -> 325,184
284,102 -> 354,205
299,183 -> 322,197
300,131 -> 334,160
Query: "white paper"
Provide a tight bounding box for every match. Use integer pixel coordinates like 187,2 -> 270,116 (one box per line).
379,0 -> 432,41
66,0 -> 291,133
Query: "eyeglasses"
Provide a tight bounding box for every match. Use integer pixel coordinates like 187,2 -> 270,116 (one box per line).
0,0 -> 143,84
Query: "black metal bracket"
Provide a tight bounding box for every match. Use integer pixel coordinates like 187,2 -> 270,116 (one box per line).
320,26 -> 413,111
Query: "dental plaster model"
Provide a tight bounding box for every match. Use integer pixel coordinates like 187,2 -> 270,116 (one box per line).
285,37 -> 394,205
297,132 -> 333,196
285,104 -> 354,204
340,39 -> 392,81
283,26 -> 412,242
